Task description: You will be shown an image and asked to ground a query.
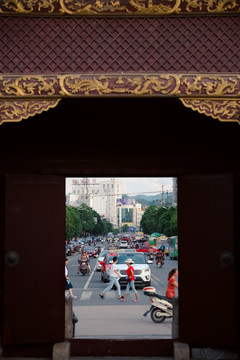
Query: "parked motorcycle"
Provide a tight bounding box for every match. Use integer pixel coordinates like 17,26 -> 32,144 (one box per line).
143,286 -> 173,323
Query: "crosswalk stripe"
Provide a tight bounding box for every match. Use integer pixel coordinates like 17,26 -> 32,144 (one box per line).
105,292 -> 116,300
77,290 -> 143,301
80,291 -> 92,300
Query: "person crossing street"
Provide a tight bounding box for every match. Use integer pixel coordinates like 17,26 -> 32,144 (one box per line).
99,256 -> 122,299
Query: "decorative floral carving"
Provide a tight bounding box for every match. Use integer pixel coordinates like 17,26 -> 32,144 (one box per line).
0,0 -> 239,15
180,98 -> 240,124
0,99 -> 61,125
185,0 -> 239,13
180,75 -> 240,97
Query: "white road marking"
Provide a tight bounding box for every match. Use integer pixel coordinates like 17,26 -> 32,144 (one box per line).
106,292 -> 116,300
83,261 -> 98,290
80,291 -> 92,300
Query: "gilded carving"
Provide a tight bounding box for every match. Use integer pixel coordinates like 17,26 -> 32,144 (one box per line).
180,98 -> 240,124
1,74 -> 240,99
0,99 -> 61,125
0,0 -> 239,15
0,76 -> 239,124
185,0 -> 239,13
59,74 -> 181,96
0,76 -> 59,98
180,75 -> 240,97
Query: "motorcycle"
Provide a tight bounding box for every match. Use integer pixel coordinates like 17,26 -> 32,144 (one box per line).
143,286 -> 173,323
79,260 -> 88,275
156,256 -> 164,268
149,253 -> 154,261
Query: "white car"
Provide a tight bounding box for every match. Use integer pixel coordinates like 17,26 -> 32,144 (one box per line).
96,250 -> 109,271
118,240 -> 128,249
105,252 -> 151,287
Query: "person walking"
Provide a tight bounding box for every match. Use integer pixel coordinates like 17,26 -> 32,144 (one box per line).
166,268 -> 178,299
65,258 -> 77,299
121,258 -> 139,302
99,256 -> 122,299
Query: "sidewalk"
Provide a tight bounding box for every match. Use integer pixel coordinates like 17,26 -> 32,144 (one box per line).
73,305 -> 172,338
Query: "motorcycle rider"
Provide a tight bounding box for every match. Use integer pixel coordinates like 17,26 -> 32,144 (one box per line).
156,249 -> 164,265
77,251 -> 91,274
148,247 -> 154,260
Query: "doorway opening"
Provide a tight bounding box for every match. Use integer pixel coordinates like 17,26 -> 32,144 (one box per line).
65,176 -> 178,339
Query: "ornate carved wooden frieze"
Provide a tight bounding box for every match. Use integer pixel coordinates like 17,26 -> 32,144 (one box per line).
1,74 -> 240,98
0,99 -> 61,125
0,73 -> 239,124
0,0 -> 239,16
180,98 -> 240,124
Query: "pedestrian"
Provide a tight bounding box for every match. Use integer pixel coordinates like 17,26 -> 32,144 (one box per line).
99,256 -> 122,299
166,268 -> 178,299
65,258 -> 77,299
121,258 -> 139,302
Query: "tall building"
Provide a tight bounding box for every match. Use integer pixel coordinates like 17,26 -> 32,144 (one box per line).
117,198 -> 144,230
68,178 -> 122,228
172,178 -> 178,205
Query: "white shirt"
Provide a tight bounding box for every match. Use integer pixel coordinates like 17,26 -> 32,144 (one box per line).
110,263 -> 118,277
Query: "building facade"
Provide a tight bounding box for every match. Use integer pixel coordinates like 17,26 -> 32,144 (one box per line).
68,178 -> 122,227
117,198 -> 144,230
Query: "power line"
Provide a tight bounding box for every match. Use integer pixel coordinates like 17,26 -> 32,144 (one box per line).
72,189 -> 172,198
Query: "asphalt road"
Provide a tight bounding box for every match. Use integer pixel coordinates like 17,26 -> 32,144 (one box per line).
66,246 -> 178,338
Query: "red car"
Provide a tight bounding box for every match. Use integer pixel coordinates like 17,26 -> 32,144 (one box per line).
100,253 -> 118,282
82,245 -> 97,257
136,245 -> 158,253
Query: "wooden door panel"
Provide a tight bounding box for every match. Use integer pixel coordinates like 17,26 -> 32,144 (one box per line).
178,174 -> 237,346
3,175 -> 65,344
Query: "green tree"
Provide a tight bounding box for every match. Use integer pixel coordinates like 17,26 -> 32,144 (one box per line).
66,206 -> 83,241
122,224 -> 129,232
140,205 -> 159,234
157,206 -> 177,237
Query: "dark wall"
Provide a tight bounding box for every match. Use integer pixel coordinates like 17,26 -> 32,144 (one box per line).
0,97 -> 239,174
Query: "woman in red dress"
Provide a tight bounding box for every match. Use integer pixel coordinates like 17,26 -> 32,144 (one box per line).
166,268 -> 178,299
121,258 -> 139,302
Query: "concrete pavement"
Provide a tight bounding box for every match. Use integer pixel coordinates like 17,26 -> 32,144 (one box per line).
73,304 -> 172,338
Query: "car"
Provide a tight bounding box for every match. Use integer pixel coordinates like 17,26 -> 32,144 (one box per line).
101,252 -> 151,288
83,245 -> 97,257
118,249 -> 137,253
118,240 -> 128,249
136,244 -> 158,253
108,243 -> 117,250
96,250 -> 109,271
100,253 -> 118,282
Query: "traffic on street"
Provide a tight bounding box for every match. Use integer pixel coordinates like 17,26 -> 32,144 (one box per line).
65,234 -> 178,338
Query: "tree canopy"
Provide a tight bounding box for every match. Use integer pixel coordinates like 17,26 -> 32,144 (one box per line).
140,205 -> 177,237
65,203 -> 114,241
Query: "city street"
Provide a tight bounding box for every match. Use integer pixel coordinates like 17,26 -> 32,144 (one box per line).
66,248 -> 178,338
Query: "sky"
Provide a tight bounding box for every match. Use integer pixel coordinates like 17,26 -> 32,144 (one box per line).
65,177 -> 173,196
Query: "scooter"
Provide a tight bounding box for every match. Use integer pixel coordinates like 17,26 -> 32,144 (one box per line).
156,256 -> 164,268
143,286 -> 173,323
149,253 -> 154,261
79,260 -> 88,275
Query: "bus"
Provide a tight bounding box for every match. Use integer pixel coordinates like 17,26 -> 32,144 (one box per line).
168,236 -> 178,260
135,231 -> 144,241
155,235 -> 169,255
